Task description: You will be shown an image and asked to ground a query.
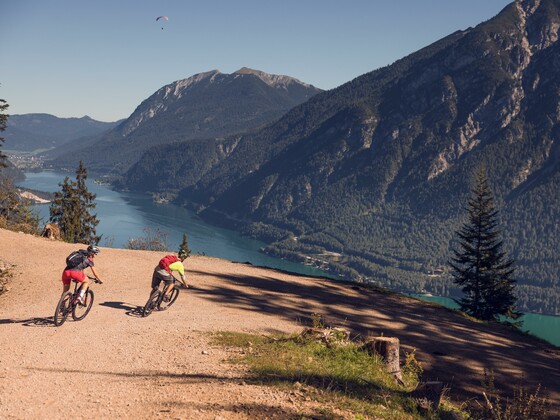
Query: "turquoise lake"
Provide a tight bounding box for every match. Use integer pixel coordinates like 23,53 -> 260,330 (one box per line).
18,171 -> 332,279
18,171 -> 560,347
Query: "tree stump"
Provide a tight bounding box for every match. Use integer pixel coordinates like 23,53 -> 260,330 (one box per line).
363,337 -> 402,382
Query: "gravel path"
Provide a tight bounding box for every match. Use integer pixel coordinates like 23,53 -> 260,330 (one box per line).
0,228 -> 558,418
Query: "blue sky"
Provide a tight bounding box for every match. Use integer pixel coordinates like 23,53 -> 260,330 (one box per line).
1,0 -> 512,122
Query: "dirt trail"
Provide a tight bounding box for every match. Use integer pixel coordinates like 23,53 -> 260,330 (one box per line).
0,228 -> 559,419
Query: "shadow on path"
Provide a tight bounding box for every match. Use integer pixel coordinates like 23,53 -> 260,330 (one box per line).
0,316 -> 53,327
99,301 -> 144,317
25,366 -> 239,382
188,269 -> 560,411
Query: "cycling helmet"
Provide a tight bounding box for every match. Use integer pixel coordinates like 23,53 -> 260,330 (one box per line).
87,245 -> 100,254
178,250 -> 188,260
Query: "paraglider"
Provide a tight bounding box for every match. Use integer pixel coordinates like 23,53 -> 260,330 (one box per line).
156,15 -> 168,30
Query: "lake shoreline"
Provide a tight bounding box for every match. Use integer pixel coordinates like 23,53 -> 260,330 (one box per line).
17,170 -> 560,347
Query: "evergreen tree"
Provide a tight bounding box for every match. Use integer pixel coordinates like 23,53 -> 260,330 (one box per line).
449,167 -> 520,321
49,161 -> 100,244
0,178 -> 39,233
74,161 -> 100,244
0,98 -> 8,167
0,99 -> 39,233
178,232 -> 192,259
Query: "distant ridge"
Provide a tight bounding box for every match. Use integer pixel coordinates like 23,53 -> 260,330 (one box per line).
48,68 -> 322,173
4,114 -> 119,152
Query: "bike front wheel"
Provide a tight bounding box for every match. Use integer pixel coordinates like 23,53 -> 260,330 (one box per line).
157,287 -> 180,311
54,291 -> 72,327
142,291 -> 160,317
72,289 -> 94,321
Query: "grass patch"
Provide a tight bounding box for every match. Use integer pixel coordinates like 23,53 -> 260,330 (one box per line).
212,330 -> 464,419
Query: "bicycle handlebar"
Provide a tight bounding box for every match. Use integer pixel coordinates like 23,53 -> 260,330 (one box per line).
86,275 -> 103,284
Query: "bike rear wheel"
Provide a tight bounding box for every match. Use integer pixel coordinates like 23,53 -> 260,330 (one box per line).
142,291 -> 160,317
54,291 -> 72,327
158,287 -> 179,311
72,289 -> 94,321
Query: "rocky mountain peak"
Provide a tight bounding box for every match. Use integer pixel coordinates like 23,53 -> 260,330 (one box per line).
121,68 -> 317,136
233,67 -> 313,89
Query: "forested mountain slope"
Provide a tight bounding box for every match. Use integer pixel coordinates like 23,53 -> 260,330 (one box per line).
171,0 -> 560,314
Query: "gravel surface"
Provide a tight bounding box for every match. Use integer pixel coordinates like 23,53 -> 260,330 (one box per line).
0,228 -> 558,418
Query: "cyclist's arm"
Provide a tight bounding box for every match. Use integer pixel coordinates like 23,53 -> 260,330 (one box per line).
89,266 -> 102,283
169,262 -> 188,287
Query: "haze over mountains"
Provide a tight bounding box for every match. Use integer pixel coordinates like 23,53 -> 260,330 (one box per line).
4,114 -> 119,153
10,0 -> 560,315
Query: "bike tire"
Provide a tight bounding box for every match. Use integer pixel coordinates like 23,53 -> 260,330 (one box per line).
72,289 -> 94,321
142,291 -> 160,317
157,286 -> 180,311
54,291 -> 72,327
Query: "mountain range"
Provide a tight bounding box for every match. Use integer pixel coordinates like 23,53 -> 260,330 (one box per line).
4,114 -> 119,153
31,0 -> 560,315
48,68 -> 322,174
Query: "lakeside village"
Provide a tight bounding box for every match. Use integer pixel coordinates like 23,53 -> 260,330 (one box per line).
7,152 -> 45,170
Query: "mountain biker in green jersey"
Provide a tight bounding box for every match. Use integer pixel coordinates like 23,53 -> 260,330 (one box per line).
150,251 -> 188,301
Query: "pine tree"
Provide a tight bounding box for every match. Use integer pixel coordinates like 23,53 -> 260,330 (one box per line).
49,161 -> 100,244
449,167 -> 520,321
0,98 -> 8,167
0,178 -> 39,233
178,232 -> 192,259
74,161 -> 100,244
50,176 -> 79,242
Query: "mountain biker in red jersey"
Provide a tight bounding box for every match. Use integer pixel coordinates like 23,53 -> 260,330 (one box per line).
61,245 -> 103,305
151,251 -> 189,301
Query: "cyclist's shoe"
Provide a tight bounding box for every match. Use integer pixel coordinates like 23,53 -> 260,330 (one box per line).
163,295 -> 171,302
77,296 -> 86,306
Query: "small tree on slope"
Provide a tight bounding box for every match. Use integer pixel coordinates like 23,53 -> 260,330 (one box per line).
449,167 -> 520,322
0,98 -> 8,167
49,161 -> 100,244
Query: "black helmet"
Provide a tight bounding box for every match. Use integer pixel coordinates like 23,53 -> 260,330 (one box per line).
178,250 -> 188,260
87,245 -> 100,254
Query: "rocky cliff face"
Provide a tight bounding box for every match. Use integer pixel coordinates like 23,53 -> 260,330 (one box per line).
121,71 -> 221,136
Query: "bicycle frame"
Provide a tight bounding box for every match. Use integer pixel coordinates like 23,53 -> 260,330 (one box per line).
142,278 -> 183,317
54,275 -> 101,327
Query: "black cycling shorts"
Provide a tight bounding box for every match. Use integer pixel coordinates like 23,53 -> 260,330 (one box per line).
151,267 -> 174,290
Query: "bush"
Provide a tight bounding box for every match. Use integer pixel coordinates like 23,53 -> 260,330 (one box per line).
126,227 -> 169,251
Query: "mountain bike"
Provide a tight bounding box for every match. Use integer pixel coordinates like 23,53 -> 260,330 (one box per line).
54,276 -> 102,327
142,278 -> 185,317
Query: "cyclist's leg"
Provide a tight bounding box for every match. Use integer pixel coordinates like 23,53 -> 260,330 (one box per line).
162,274 -> 175,300
163,281 -> 175,299
78,276 -> 91,294
66,270 -> 88,301
61,270 -> 73,294
150,268 -> 163,299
